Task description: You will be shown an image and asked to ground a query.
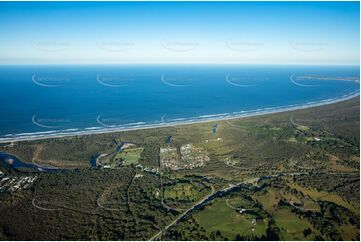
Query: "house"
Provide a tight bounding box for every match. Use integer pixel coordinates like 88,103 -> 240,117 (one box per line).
236,207 -> 248,214
251,218 -> 257,225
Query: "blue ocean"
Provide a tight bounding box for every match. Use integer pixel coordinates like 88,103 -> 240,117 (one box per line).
0,65 -> 359,142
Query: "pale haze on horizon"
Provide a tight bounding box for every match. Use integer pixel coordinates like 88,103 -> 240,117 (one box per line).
0,1 -> 359,65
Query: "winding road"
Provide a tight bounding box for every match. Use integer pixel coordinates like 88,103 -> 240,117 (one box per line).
148,171 -> 336,240
148,176 -> 261,241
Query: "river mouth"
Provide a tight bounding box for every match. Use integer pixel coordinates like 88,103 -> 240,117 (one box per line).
0,152 -> 60,172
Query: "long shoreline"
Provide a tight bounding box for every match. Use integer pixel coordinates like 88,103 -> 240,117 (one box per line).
0,90 -> 359,144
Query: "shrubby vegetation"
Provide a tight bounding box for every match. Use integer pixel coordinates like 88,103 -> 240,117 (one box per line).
0,98 -> 359,240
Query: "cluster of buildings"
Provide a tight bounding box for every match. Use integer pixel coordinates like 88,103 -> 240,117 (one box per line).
135,164 -> 160,175
0,171 -> 37,193
180,144 -> 210,168
235,207 -> 258,231
160,144 -> 210,170
160,147 -> 180,170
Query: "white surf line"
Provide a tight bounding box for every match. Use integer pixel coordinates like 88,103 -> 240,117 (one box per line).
32,198 -> 62,211
96,74 -> 127,88
32,74 -> 63,88
290,74 -> 319,87
1,90 -> 359,144
225,75 -> 257,87
160,74 -> 191,87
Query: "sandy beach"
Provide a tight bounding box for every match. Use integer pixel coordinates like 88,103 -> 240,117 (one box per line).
0,90 -> 359,144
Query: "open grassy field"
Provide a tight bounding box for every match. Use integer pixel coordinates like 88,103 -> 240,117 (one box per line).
193,198 -> 268,240
0,98 -> 359,240
272,208 -> 315,240
162,177 -> 212,209
114,147 -> 144,166
164,183 -> 196,199
288,182 -> 359,215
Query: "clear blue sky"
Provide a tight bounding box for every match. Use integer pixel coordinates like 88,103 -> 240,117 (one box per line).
0,1 -> 359,65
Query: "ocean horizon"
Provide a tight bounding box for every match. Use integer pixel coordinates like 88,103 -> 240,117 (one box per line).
0,64 -> 359,142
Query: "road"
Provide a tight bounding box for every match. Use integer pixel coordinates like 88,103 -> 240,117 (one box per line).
159,174 -> 214,213
160,174 -> 187,212
148,171 -> 332,241
148,176 -> 261,241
